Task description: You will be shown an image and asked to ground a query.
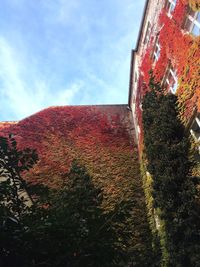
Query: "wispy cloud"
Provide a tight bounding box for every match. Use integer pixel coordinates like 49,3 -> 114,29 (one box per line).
0,36 -> 82,120
0,0 -> 146,120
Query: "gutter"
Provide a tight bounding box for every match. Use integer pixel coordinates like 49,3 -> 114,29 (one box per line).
128,50 -> 136,107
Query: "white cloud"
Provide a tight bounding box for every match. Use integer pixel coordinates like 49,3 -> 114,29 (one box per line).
53,81 -> 84,106
0,36 -> 82,120
0,0 -> 146,120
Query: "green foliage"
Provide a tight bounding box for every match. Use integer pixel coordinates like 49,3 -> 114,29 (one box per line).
140,162 -> 162,266
32,160 -> 121,267
0,157 -> 119,266
0,135 -> 155,266
0,135 -> 38,267
142,78 -> 200,266
0,106 -> 156,265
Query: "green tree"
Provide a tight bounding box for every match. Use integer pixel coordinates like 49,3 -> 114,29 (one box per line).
142,76 -> 200,267
0,135 -> 154,267
28,160 -> 120,267
0,149 -> 121,267
0,135 -> 38,266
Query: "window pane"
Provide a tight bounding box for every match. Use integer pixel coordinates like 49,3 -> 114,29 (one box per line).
165,1 -> 170,11
185,18 -> 192,31
191,119 -> 200,140
197,12 -> 200,23
153,41 -> 160,62
156,47 -> 160,59
169,4 -> 175,13
188,8 -> 196,17
157,49 -> 160,58
170,0 -> 177,12
144,23 -> 151,44
168,72 -> 173,82
193,121 -> 200,132
192,24 -> 200,36
171,80 -> 178,93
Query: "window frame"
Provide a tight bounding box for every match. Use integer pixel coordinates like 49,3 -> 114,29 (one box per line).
152,37 -> 161,63
143,22 -> 151,45
162,64 -> 178,94
183,6 -> 200,36
164,0 -> 177,17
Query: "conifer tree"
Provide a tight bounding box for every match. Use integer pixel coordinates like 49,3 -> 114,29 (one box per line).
2,160 -> 120,267
40,160 -> 119,267
142,76 -> 200,266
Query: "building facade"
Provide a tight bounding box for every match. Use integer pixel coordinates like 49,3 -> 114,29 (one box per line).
0,1 -> 200,265
129,0 -> 200,152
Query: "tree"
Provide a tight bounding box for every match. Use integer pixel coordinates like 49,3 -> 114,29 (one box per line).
142,76 -> 200,266
0,135 -> 38,266
0,146 -> 120,267
26,160 -> 120,267
0,135 -> 155,266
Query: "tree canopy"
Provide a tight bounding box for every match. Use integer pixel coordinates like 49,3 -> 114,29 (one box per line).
142,77 -> 200,266
0,135 -> 154,266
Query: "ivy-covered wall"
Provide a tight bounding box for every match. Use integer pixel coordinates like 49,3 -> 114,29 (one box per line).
0,105 -> 154,264
139,0 -> 199,126
0,106 -> 133,202
127,1 -> 200,264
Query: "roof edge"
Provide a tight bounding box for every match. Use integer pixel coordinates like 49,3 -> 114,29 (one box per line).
135,0 -> 150,51
128,0 -> 150,107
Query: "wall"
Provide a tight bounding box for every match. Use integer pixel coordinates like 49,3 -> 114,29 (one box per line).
129,0 -> 200,152
0,105 -> 153,263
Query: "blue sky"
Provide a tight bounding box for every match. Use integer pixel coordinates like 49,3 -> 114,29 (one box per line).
0,0 -> 146,121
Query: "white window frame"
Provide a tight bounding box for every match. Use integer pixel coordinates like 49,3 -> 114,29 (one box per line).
184,8 -> 200,36
143,22 -> 151,45
165,0 -> 177,17
163,66 -> 178,94
153,38 -> 161,62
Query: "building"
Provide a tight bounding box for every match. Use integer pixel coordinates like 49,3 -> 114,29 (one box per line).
128,0 -> 200,152
0,105 -> 153,265
0,1 -> 199,265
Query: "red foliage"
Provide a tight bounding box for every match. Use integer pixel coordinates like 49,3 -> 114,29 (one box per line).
173,0 -> 188,26
0,106 -> 139,207
140,46 -> 153,85
138,0 -> 199,134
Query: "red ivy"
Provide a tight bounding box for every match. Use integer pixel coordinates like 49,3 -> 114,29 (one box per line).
137,0 -> 199,148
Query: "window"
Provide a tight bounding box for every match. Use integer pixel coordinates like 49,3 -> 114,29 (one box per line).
164,0 -> 177,16
183,7 -> 200,36
163,65 -> 178,94
190,115 -> 200,143
152,37 -> 160,62
135,72 -> 138,83
143,22 -> 151,45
